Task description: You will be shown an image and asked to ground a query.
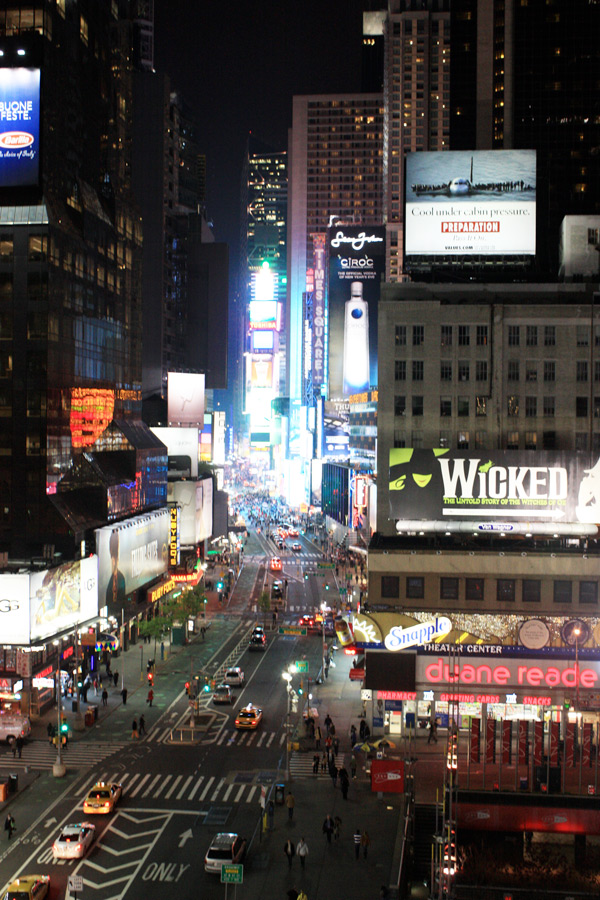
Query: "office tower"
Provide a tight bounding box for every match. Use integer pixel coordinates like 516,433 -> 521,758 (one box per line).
287,93 -> 384,411
0,4 -> 165,560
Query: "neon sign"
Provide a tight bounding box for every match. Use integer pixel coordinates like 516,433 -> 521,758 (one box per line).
70,387 -> 114,448
378,690 -> 417,701
440,692 -> 500,704
425,658 -> 598,689
385,617 -> 451,652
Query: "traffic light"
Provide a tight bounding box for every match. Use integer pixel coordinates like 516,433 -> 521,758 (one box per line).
60,719 -> 69,735
147,671 -> 154,686
216,580 -> 224,592
203,676 -> 211,692
325,583 -> 330,590
185,681 -> 190,696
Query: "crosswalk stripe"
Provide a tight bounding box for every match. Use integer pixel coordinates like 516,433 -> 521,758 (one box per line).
246,785 -> 257,803
153,774 -> 172,798
165,775 -> 182,799
176,775 -> 194,800
200,776 -> 214,801
211,777 -> 225,801
267,733 -> 275,747
142,773 -> 161,797
126,773 -> 141,792
147,728 -> 161,741
188,775 -> 204,800
217,731 -> 227,746
130,773 -> 151,797
256,733 -> 266,747
234,784 -> 245,803
158,727 -> 171,742
222,784 -> 234,802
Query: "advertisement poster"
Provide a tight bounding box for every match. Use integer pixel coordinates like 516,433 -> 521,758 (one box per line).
322,399 -> 349,458
167,372 -> 205,426
405,150 -> 536,257
389,448 -> 600,526
328,225 -> 385,399
96,510 -> 169,606
0,574 -> 30,645
0,68 -> 40,188
30,557 -> 98,642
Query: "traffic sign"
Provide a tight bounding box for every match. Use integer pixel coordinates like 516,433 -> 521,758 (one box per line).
318,562 -> 334,569
279,626 -> 307,636
68,876 -> 83,894
221,864 -> 243,884
295,660 -> 309,672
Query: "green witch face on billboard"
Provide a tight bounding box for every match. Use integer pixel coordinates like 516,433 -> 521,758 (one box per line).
389,448 -> 450,521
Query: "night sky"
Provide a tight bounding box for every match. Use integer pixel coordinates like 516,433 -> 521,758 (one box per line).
154,0 -> 370,272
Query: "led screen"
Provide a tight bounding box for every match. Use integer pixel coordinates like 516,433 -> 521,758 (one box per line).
405,150 -> 536,257
0,68 -> 40,188
96,510 -> 169,608
252,330 -> 274,350
249,300 -> 278,330
30,558 -> 98,642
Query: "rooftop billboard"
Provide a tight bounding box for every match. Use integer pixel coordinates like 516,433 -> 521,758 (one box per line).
389,449 -> 600,526
0,68 -> 40,188
405,150 -> 536,257
96,510 -> 169,608
167,372 -> 205,426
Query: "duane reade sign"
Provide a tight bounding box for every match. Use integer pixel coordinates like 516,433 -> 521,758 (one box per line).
389,448 -> 600,525
384,617 -> 451,652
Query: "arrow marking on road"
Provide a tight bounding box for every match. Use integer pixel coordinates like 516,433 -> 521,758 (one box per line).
44,817 -> 57,828
179,828 -> 193,848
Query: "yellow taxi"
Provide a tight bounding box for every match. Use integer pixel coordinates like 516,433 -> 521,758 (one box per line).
3,875 -> 50,900
83,781 -> 123,814
234,704 -> 263,730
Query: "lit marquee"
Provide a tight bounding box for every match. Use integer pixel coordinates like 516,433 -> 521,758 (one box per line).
70,387 -> 114,448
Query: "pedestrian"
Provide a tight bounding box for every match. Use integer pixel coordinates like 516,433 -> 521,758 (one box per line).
340,771 -> 349,800
324,713 -> 333,735
131,718 -> 139,740
322,814 -> 334,844
314,725 -> 321,750
312,754 -> 320,775
286,790 -> 295,820
351,755 -> 357,779
267,799 -> 274,831
350,724 -> 357,746
201,625 -> 206,641
321,752 -> 328,774
93,678 -> 98,696
427,713 -> 438,744
113,671 -> 119,687
328,760 -> 338,788
297,891 -> 308,900
121,687 -> 128,706
296,837 -> 308,868
102,688 -> 108,707
10,738 -> 16,758
354,829 -> 362,860
4,814 -> 15,840
329,721 -> 336,737
364,723 -> 371,740
147,688 -> 154,706
283,839 -> 295,869
361,830 -> 371,859
359,719 -> 366,741
333,816 -> 342,841
333,737 -> 339,757
139,714 -> 146,736
15,735 -> 24,758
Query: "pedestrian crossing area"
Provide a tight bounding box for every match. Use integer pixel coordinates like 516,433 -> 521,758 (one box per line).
141,724 -> 285,746
74,769 -> 275,806
290,751 -> 347,779
0,740 -> 127,772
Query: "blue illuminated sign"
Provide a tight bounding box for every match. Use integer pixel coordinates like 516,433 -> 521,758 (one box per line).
0,68 -> 40,188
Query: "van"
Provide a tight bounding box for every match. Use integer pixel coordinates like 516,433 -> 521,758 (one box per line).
0,712 -> 31,744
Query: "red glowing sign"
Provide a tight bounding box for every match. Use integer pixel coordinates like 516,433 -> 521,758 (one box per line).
440,692 -> 500,704
522,695 -> 552,706
371,759 -> 405,794
70,388 -> 114,448
424,658 -> 597,690
37,664 -> 54,678
61,646 -> 73,660
378,690 -> 417,701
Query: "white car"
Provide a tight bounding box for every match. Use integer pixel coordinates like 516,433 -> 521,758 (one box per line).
53,822 -> 96,859
213,684 -> 233,704
224,667 -> 245,687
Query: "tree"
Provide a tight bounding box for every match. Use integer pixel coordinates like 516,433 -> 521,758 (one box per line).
138,606 -> 176,660
257,589 -> 271,628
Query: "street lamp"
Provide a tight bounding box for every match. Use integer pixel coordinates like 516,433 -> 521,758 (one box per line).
282,671 -> 293,781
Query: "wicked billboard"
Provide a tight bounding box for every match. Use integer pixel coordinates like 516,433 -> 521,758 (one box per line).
328,225 -> 385,399
389,448 -> 600,526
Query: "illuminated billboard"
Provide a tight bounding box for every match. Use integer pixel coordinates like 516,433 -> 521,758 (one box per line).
248,300 -> 279,330
0,68 -> 40,188
30,557 -> 98,642
70,388 -> 115,448
389,448 -> 600,526
252,330 -> 274,351
323,399 -> 349,458
96,509 -> 169,607
328,226 -> 385,398
405,150 -> 536,257
167,372 -> 205,425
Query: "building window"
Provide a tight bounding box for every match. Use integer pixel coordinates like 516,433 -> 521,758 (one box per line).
476,360 -> 488,382
457,431 -> 469,449
576,397 -> 588,417
497,579 -> 515,602
525,396 -> 537,417
458,361 -> 470,382
507,431 -> 519,449
526,325 -> 538,347
543,396 -> 555,417
580,581 -> 598,605
576,433 -> 588,451
393,430 -> 406,447
381,576 -> 400,598
525,364 -> 537,382
406,576 -> 424,599
413,325 -> 424,346
576,325 -> 589,347
440,361 -> 452,381
394,395 -> 406,417
395,360 -> 406,381
412,395 -> 424,416
441,324 -> 452,347
524,431 -> 537,450
466,578 -> 483,601
457,397 -> 469,416
544,361 -> 555,382
508,325 -> 520,346
595,362 -> 600,382
554,581 -> 572,604
475,396 -> 487,417
544,325 -> 556,347
507,396 -> 519,416
440,397 -> 452,417
543,430 -> 556,449
395,325 -> 406,347
508,360 -> 520,381
475,431 -> 486,449
458,325 -> 470,346
476,325 -> 488,346
440,577 -> 459,600
594,397 -> 600,418
28,235 -> 47,262
439,431 -> 450,448
412,360 -> 424,381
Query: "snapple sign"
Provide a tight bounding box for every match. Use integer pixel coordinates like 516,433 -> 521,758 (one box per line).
424,658 -> 598,689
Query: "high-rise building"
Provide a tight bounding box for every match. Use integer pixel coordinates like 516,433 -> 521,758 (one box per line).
0,4 -> 166,561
